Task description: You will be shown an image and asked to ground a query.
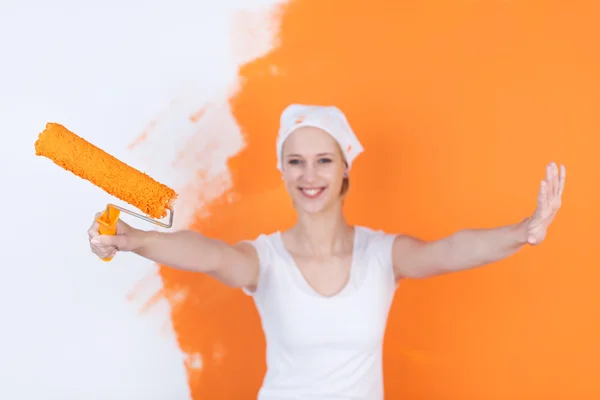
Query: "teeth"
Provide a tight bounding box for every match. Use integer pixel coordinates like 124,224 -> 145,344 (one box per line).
303,188 -> 321,196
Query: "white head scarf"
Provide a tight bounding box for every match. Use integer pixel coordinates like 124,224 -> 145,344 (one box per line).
276,103 -> 364,171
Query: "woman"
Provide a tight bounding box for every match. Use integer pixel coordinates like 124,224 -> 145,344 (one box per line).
89,104 -> 566,399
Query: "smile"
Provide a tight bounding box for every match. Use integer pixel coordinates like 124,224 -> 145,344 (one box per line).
299,187 -> 326,198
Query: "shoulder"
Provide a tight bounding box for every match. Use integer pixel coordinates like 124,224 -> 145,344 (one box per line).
237,230 -> 280,264
359,227 -> 430,280
237,231 -> 281,296
354,225 -> 397,263
355,225 -> 397,244
355,226 -> 423,274
356,224 -> 423,251
353,226 -> 403,292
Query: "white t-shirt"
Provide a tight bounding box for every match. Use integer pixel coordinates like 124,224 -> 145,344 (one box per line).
243,225 -> 398,400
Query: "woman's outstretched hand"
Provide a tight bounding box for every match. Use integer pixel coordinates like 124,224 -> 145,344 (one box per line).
526,162 -> 566,245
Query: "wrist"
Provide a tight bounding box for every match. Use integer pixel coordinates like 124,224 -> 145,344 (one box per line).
515,217 -> 531,245
128,228 -> 150,252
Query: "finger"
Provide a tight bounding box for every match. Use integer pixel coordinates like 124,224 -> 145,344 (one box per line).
88,228 -> 99,239
90,240 -> 116,251
545,163 -> 555,199
558,164 -> 566,197
551,162 -> 560,197
91,244 -> 117,258
91,234 -> 124,251
88,220 -> 101,238
539,179 -> 547,204
538,179 -> 549,216
90,243 -> 108,257
91,235 -> 109,247
102,248 -> 117,258
94,250 -> 115,260
88,212 -> 103,236
90,244 -> 104,258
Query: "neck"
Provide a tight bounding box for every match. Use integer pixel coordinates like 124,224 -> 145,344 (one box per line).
291,204 -> 353,256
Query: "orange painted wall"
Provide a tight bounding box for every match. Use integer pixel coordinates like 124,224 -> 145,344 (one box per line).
159,1 -> 600,398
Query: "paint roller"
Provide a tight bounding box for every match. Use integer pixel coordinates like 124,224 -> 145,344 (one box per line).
34,122 -> 178,262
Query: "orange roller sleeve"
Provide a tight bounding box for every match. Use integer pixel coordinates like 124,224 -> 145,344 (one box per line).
34,122 -> 177,219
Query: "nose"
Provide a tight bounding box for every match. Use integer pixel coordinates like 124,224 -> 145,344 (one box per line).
301,163 -> 318,182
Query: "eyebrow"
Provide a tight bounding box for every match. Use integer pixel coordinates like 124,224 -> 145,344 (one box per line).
285,152 -> 335,158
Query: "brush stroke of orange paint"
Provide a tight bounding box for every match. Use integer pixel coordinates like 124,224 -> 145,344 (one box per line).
157,1 -> 600,399
128,98 -> 180,150
189,104 -> 210,123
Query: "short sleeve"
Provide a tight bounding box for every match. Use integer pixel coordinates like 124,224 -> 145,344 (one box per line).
240,233 -> 274,297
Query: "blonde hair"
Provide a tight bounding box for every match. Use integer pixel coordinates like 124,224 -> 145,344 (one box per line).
336,141 -> 351,197
340,175 -> 350,196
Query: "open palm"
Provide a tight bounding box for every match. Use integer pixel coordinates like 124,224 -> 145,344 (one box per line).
527,162 -> 566,245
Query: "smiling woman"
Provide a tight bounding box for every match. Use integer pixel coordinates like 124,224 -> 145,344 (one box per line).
277,106 -> 360,208
282,134 -> 349,199
150,0 -> 595,398
279,104 -> 358,205
88,101 -> 565,400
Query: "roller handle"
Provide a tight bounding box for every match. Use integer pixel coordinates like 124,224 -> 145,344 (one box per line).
96,205 -> 121,262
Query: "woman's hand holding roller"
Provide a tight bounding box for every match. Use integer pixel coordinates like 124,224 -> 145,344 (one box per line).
86,211 -> 260,290
88,212 -> 139,259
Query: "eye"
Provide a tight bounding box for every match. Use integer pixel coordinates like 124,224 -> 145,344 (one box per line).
318,158 -> 332,164
288,159 -> 301,165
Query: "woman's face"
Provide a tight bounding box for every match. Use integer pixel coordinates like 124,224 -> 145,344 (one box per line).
280,126 -> 347,215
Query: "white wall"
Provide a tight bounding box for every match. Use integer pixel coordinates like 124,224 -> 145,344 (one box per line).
0,0 -> 282,398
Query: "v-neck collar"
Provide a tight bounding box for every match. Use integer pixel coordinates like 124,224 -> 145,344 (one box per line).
275,226 -> 361,299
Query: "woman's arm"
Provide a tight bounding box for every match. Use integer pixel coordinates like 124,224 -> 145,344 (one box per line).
392,219 -> 528,279
131,229 -> 259,287
89,222 -> 259,289
392,162 -> 566,279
